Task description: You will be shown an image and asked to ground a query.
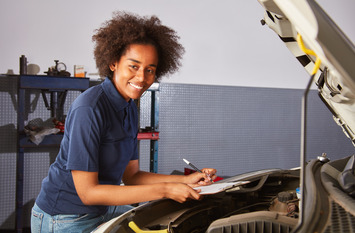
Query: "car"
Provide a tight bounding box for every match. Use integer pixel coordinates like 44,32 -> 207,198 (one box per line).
93,0 -> 355,232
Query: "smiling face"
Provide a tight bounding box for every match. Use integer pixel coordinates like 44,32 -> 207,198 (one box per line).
110,44 -> 159,102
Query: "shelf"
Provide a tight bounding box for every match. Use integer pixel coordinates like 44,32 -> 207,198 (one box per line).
19,132 -> 159,148
18,75 -> 89,90
137,132 -> 159,140
19,134 -> 64,147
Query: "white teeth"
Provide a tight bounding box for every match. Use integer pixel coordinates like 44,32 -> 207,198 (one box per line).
129,83 -> 143,90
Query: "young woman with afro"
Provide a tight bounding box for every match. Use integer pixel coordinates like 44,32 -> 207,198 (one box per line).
31,11 -> 216,232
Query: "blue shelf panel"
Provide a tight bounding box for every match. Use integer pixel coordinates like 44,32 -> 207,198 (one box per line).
19,134 -> 64,148
18,75 -> 89,90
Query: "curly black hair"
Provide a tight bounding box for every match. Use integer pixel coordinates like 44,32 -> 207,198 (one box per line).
92,11 -> 185,81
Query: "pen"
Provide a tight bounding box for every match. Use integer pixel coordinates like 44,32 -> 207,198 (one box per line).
183,158 -> 213,182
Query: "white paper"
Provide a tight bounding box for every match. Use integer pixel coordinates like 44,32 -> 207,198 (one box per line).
194,181 -> 249,195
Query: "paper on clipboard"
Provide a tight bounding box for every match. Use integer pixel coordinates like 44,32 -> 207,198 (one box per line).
194,181 -> 249,195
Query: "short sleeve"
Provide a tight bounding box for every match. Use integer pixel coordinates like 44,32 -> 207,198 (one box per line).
66,106 -> 102,172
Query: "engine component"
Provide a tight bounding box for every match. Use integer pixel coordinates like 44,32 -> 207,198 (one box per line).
269,191 -> 299,218
206,211 -> 298,233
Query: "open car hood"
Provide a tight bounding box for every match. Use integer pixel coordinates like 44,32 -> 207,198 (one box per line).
257,0 -> 355,145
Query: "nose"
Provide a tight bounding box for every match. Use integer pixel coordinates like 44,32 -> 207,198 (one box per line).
135,67 -> 145,82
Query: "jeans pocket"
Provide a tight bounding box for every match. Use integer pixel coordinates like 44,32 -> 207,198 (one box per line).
55,213 -> 104,233
56,214 -> 89,223
31,208 -> 44,233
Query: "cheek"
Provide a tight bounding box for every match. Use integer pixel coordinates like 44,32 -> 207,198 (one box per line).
146,75 -> 156,85
115,70 -> 131,82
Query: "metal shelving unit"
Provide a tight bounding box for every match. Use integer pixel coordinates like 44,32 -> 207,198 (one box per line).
16,75 -> 90,233
145,83 -> 160,173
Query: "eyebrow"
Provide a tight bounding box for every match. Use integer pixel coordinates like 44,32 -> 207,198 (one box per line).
127,58 -> 157,67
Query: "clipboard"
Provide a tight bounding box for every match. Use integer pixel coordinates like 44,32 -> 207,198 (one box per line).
194,181 -> 249,195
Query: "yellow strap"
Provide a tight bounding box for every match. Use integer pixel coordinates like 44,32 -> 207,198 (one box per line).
128,221 -> 169,233
296,34 -> 321,75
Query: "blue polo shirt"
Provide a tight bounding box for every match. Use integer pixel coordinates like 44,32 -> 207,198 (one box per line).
36,78 -> 139,215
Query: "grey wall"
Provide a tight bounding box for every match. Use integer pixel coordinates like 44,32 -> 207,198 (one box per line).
0,0 -> 354,89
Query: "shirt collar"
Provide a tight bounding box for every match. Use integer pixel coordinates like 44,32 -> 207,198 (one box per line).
102,78 -> 132,112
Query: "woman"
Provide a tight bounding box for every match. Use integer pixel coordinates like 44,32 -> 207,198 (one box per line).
31,11 -> 216,233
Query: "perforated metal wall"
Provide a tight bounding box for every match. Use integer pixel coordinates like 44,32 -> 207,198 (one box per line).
0,76 -> 17,229
0,79 -> 354,229
157,83 -> 355,177
138,90 -> 153,172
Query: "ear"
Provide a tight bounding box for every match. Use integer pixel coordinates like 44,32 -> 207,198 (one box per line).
109,63 -> 116,72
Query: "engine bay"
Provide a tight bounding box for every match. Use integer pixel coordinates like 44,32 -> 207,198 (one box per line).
103,170 -> 300,233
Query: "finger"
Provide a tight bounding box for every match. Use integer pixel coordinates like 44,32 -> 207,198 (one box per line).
207,174 -> 214,182
202,168 -> 217,178
197,179 -> 213,186
197,172 -> 210,182
190,189 -> 202,200
202,172 -> 214,183
187,183 -> 201,188
202,168 -> 216,173
206,174 -> 216,182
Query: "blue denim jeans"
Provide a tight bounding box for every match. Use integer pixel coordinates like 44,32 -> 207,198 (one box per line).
31,203 -> 134,233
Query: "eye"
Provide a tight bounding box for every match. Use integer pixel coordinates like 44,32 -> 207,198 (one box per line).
129,65 -> 138,70
147,69 -> 154,74
146,68 -> 156,75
